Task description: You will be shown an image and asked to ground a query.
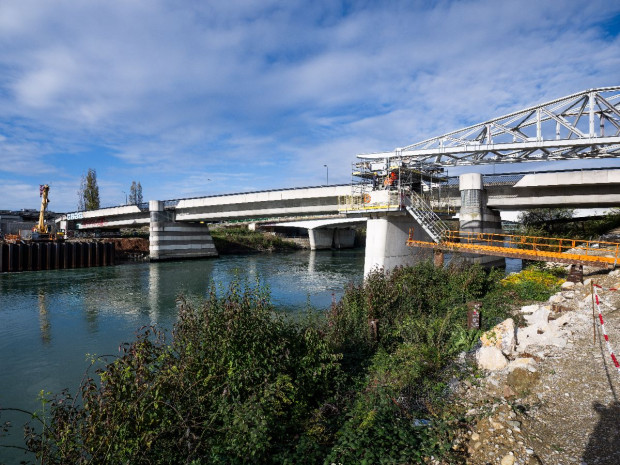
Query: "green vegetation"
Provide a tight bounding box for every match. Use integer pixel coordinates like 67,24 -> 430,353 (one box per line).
2,262 -> 562,464
518,208 -> 620,239
211,227 -> 301,254
77,168 -> 100,211
129,181 -> 143,205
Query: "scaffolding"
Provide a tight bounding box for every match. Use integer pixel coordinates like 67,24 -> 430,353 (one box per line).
340,159 -> 451,213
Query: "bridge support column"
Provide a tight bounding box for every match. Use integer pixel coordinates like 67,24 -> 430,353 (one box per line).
363,213 -> 431,276
308,228 -> 333,250
308,227 -> 356,250
333,228 -> 356,249
149,200 -> 218,261
459,173 -> 505,268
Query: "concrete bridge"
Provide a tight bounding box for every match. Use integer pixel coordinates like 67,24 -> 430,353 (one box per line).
57,87 -> 620,273
58,167 -> 620,271
59,185 -> 357,260
438,169 -> 620,211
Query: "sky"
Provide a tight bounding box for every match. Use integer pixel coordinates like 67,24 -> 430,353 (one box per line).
0,0 -> 619,212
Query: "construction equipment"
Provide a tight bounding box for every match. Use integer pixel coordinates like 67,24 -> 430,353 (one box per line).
7,185 -> 63,242
33,184 -> 51,237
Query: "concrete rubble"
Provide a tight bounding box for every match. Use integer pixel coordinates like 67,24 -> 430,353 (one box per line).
462,270 -> 620,465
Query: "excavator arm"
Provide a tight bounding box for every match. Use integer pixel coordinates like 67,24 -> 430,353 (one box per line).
35,184 -> 50,234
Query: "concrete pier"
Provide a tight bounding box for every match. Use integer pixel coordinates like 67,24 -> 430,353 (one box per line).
363,213 -> 431,276
459,173 -> 505,268
149,200 -> 218,261
308,227 -> 356,250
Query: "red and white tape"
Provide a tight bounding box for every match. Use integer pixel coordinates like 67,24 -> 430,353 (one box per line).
592,285 -> 620,374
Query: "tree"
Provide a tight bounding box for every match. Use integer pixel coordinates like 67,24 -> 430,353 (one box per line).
78,168 -> 100,211
518,208 -> 574,236
129,181 -> 143,205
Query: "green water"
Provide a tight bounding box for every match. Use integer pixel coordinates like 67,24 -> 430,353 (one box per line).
0,249 -> 364,462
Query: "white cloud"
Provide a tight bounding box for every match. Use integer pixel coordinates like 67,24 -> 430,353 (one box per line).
0,0 -> 618,211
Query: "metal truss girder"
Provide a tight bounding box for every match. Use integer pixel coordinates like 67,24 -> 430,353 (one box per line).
358,87 -> 620,167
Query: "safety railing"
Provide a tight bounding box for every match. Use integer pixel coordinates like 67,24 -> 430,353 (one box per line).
406,229 -> 620,267
406,191 -> 450,243
338,193 -> 404,212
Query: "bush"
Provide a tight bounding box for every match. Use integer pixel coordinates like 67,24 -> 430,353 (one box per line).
500,267 -> 563,301
11,261 -> 536,464
21,281 -> 341,464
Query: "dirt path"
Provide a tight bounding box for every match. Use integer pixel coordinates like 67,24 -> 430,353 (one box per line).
462,270 -> 620,465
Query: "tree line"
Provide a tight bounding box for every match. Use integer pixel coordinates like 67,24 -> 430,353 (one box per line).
77,168 -> 143,211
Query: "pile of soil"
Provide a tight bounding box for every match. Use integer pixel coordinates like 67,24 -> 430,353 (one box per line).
101,237 -> 149,260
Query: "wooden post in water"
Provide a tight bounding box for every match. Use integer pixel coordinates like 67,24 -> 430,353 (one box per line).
81,243 -> 87,268
54,243 -> 61,270
89,242 -> 96,267
7,243 -> 16,272
28,244 -> 36,271
17,243 -> 24,272
45,243 -> 50,270
0,243 -> 4,273
37,243 -> 44,271
70,243 -> 76,269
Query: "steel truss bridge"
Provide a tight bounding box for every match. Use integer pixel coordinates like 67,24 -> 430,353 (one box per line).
358,87 -> 620,168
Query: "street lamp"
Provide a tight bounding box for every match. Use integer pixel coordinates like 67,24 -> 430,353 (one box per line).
323,164 -> 329,186
122,191 -> 127,205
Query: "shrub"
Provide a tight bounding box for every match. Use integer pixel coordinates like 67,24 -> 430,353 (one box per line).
21,281 -> 341,464
500,267 -> 563,301
10,261 -> 533,464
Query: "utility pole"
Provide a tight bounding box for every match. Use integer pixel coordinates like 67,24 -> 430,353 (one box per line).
324,164 -> 329,185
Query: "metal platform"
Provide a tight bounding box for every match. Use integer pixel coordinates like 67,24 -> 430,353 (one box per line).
407,230 -> 620,268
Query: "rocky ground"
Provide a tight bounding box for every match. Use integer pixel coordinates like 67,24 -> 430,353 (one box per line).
456,268 -> 620,465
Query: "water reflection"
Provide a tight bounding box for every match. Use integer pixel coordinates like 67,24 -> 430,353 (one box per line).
148,262 -> 160,324
0,250 -> 371,464
37,290 -> 50,344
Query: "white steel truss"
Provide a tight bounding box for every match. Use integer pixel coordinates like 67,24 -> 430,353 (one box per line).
358,87 -> 620,168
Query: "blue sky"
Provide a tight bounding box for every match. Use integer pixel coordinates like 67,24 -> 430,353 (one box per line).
1,0 -> 619,212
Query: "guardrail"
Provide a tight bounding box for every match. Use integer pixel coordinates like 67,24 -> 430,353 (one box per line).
407,230 -> 620,268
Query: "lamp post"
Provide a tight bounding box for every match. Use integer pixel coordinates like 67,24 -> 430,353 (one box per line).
323,164 -> 329,186
122,191 -> 127,205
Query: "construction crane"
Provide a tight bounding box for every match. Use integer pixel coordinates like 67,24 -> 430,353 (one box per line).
0,184 -> 61,243
34,184 -> 51,237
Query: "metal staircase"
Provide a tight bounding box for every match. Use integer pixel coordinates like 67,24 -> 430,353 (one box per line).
405,191 -> 450,243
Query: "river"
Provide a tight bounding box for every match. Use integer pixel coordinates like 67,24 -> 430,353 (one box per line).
0,249 -> 364,462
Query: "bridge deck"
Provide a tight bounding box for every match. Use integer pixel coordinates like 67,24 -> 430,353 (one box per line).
407,231 -> 620,268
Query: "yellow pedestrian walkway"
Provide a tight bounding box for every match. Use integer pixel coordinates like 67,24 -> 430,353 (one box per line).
407,230 -> 620,268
